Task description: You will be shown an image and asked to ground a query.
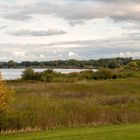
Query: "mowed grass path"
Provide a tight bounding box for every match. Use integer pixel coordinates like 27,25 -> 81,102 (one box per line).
0,124 -> 140,140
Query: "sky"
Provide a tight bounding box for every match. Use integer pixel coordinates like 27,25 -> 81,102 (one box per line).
0,0 -> 140,61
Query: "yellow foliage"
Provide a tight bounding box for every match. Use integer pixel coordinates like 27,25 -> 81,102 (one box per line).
0,73 -> 14,113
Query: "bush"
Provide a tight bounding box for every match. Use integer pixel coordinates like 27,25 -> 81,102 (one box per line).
107,60 -> 121,69
128,61 -> 138,67
21,66 -> 139,82
80,70 -> 94,80
40,69 -> 62,82
33,72 -> 42,81
136,60 -> 140,67
93,68 -> 115,80
22,68 -> 35,80
117,72 -> 133,78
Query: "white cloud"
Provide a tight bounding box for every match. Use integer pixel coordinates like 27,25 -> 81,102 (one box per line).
12,51 -> 26,57
0,0 -> 140,61
52,50 -> 56,54
15,0 -> 38,6
40,54 -> 45,58
68,51 -> 75,57
109,51 -> 140,59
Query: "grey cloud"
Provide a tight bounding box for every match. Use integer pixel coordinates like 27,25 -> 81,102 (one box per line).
70,0 -> 140,3
126,32 -> 140,39
1,33 -> 140,61
28,0 -> 140,22
9,29 -> 66,37
0,25 -> 8,30
69,20 -> 85,26
3,12 -> 32,21
2,0 -> 140,22
43,33 -> 140,55
103,0 -> 140,2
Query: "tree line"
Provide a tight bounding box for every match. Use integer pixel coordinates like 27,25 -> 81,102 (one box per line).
0,57 -> 136,69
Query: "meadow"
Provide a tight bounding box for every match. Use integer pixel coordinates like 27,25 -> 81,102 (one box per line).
0,77 -> 140,132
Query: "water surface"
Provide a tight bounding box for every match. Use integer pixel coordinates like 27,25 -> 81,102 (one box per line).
0,68 -> 96,80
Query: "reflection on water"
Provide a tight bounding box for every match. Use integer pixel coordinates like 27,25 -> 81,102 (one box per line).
0,68 -> 97,80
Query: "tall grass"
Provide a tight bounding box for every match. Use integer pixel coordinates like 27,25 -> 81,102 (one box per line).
1,78 -> 140,132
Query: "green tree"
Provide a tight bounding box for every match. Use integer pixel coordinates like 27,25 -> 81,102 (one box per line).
8,60 -> 16,68
93,68 -> 115,79
136,60 -> 140,67
22,68 -> 35,80
107,60 -> 121,69
41,69 -> 54,82
128,61 -> 138,67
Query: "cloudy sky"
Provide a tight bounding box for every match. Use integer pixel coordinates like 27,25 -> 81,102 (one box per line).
0,0 -> 140,61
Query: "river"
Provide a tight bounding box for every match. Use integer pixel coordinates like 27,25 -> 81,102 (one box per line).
0,68 -> 97,80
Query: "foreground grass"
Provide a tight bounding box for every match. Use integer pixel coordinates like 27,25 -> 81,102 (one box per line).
1,124 -> 140,140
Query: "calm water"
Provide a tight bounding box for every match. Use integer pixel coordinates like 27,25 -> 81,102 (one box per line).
0,68 -> 97,80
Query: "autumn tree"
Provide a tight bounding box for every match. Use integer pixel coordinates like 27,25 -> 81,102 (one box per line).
0,73 -> 14,113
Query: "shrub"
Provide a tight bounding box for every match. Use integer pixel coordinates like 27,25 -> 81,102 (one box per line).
136,60 -> 140,67
40,69 -> 61,82
93,68 -> 115,79
128,61 -> 138,67
80,70 -> 94,80
33,72 -> 42,81
107,60 -> 121,69
117,72 -> 133,78
22,68 -> 35,80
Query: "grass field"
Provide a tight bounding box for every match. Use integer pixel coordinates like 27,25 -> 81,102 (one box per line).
0,124 -> 140,140
1,78 -> 140,131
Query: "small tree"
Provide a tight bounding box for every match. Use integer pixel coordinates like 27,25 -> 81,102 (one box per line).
41,69 -> 54,82
93,68 -> 115,79
22,68 -> 35,80
107,60 -> 121,69
128,61 -> 138,67
0,72 -> 14,132
0,73 -> 14,113
8,60 -> 16,68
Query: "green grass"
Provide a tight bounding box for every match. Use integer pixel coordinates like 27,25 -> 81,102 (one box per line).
0,124 -> 140,140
